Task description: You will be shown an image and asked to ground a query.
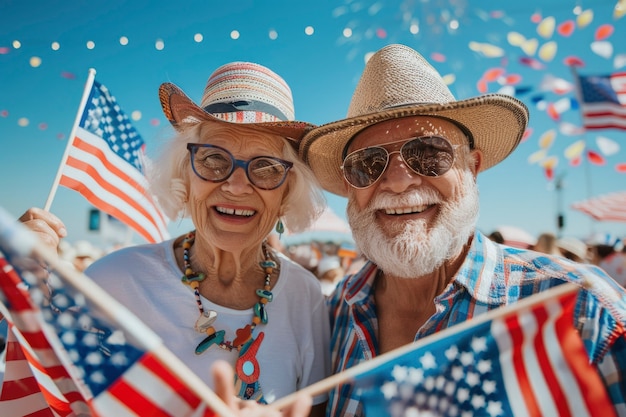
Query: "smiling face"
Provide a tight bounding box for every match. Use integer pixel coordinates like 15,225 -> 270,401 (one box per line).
344,116 -> 483,278
187,123 -> 289,253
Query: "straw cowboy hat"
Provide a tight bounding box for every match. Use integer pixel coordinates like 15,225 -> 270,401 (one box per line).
300,44 -> 529,197
159,61 -> 315,143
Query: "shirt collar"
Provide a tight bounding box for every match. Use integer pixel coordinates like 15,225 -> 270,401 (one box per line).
343,231 -> 505,305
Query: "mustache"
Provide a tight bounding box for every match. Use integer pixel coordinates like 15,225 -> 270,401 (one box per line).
367,188 -> 443,212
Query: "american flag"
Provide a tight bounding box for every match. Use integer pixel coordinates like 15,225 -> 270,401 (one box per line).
0,248 -> 219,417
577,71 -> 626,131
354,287 -> 615,417
58,77 -> 169,243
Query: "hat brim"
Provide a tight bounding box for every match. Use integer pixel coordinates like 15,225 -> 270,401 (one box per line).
300,94 -> 528,197
159,82 -> 316,142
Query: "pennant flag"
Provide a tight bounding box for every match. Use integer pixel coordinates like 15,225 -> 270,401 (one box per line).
576,71 -> 626,130
47,70 -> 169,243
353,286 -> 615,417
0,211 -> 230,417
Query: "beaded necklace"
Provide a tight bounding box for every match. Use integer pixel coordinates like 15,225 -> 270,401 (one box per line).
181,231 -> 276,355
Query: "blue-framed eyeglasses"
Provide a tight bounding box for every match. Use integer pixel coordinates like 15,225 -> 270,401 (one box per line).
186,143 -> 293,190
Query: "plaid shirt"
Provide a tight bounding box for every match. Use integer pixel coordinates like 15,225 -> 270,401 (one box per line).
327,231 -> 626,417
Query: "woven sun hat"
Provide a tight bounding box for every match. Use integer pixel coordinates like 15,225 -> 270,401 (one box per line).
556,236 -> 589,262
299,44 -> 529,197
159,61 -> 315,142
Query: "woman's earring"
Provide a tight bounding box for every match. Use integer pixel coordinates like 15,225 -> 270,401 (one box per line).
275,218 -> 284,238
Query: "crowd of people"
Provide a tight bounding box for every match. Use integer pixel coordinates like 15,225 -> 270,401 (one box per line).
2,44 -> 626,417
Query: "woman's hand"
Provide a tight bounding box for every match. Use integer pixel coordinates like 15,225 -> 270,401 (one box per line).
19,208 -> 67,254
211,360 -> 312,417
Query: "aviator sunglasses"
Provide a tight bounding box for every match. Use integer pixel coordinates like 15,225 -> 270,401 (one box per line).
187,143 -> 293,190
341,135 -> 457,189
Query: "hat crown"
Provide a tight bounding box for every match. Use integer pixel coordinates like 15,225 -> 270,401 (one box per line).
200,62 -> 295,121
347,44 -> 455,118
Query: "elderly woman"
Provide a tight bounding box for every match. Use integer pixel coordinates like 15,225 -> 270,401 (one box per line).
80,62 -> 330,412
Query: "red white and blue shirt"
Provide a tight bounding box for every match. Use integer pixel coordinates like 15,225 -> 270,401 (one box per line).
326,231 -> 626,417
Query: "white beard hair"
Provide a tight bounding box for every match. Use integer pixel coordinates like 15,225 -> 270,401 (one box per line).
347,171 -> 480,279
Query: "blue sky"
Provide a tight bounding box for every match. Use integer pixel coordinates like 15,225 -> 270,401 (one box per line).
1,0 -> 625,248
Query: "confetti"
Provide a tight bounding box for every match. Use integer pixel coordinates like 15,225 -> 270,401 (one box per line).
520,38 -> 538,56
483,67 -> 505,82
539,129 -> 556,149
537,16 -> 555,39
596,136 -> 620,156
595,24 -> 614,41
590,41 -> 613,59
576,9 -> 594,28
570,156 -> 582,167
538,41 -> 557,62
528,149 -> 547,164
564,140 -> 585,159
519,56 -> 545,70
557,20 -> 575,37
587,150 -> 606,165
563,56 -> 585,67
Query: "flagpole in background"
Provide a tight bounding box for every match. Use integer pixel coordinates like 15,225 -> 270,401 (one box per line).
570,67 -> 595,202
0,206 -> 233,417
43,68 -> 96,212
570,67 -> 597,236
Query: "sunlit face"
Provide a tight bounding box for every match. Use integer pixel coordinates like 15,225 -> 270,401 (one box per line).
187,124 -> 289,252
345,116 -> 482,278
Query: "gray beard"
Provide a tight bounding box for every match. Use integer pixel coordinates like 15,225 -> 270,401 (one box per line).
347,172 -> 479,279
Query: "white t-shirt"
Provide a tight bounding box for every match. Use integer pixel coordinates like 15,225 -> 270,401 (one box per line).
85,239 -> 330,405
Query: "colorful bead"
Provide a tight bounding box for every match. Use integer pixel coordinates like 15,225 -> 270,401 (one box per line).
182,231 -> 276,355
195,330 -> 225,354
254,303 -> 268,324
255,289 -> 273,302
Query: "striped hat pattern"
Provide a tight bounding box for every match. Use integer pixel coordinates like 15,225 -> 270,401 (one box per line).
159,61 -> 315,141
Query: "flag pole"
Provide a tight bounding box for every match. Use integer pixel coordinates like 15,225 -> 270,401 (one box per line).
0,207 -> 234,417
570,67 -> 596,235
43,68 -> 97,212
269,281 -> 583,412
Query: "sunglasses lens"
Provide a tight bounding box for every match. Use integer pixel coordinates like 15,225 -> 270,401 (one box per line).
342,147 -> 389,188
248,158 -> 289,190
192,147 -> 233,181
341,136 -> 457,188
402,136 -> 455,177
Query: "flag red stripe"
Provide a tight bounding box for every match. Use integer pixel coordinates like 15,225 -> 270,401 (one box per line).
1,377 -> 42,401
64,151 -> 159,232
554,300 -> 618,416
0,261 -> 32,311
59,176 -> 156,244
140,353 -> 202,408
507,312 -> 541,415
63,134 -> 167,238
107,378 -> 172,417
532,304 -> 571,416
69,136 -> 146,194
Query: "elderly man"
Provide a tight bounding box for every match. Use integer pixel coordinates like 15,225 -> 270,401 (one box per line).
299,44 -> 626,416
